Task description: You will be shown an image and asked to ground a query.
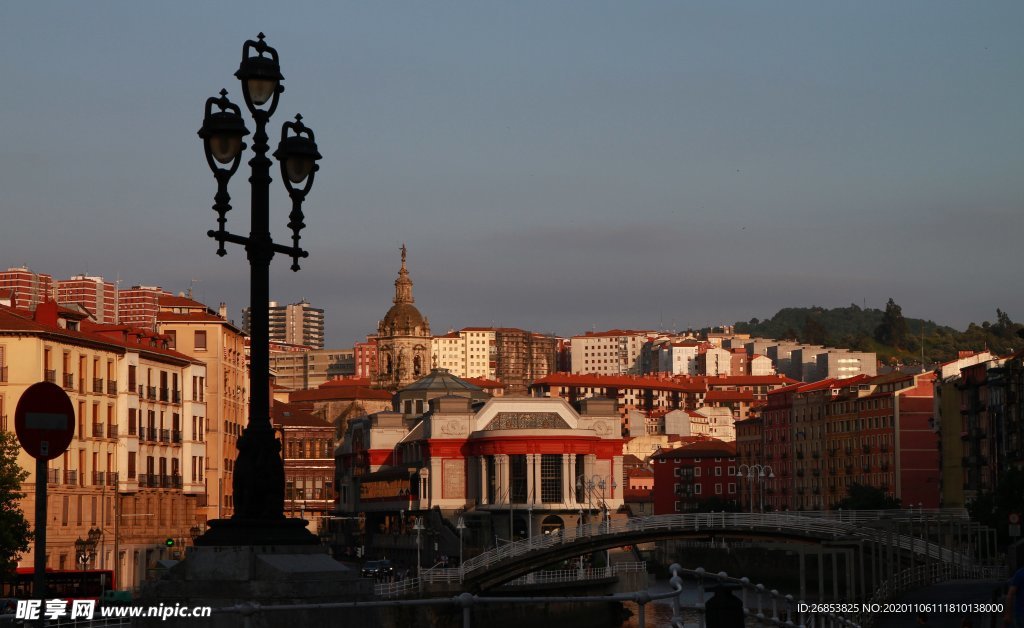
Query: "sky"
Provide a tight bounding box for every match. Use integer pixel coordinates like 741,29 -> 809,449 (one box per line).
1,2 -> 1022,347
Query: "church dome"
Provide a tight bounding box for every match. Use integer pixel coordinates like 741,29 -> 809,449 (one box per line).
380,302 -> 426,333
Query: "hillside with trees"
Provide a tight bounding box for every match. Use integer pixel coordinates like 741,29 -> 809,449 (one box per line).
733,301 -> 1024,365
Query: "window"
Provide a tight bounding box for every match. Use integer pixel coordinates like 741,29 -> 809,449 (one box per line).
715,467 -> 722,477
540,454 -> 562,503
693,484 -> 702,495
194,331 -> 207,350
127,452 -> 136,478
166,330 -> 176,349
715,483 -> 723,495
509,455 -> 527,503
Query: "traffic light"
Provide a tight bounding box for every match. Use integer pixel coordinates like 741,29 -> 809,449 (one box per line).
355,546 -> 363,558
165,538 -> 175,548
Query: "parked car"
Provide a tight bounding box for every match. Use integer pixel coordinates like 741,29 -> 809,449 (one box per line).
360,559 -> 395,579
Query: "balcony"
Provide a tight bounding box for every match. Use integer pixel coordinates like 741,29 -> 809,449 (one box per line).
107,424 -> 118,438
93,471 -> 105,486
862,464 -> 870,472
137,386 -> 143,400
159,387 -> 169,402
92,422 -> 104,438
0,365 -> 7,382
171,474 -> 183,489
107,472 -> 118,487
171,430 -> 182,444
107,380 -> 117,395
138,426 -> 146,441
47,469 -> 61,484
93,378 -> 104,393
159,474 -> 171,488
862,444 -> 870,454
45,369 -> 57,383
880,444 -> 889,453
172,390 -> 181,404
147,386 -> 157,401
160,429 -> 170,443
62,373 -> 75,390
64,470 -> 78,485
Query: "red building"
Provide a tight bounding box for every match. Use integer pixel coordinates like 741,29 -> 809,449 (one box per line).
353,338 -> 378,380
56,275 -> 118,325
118,285 -> 171,330
0,266 -> 53,310
652,440 -> 737,514
755,372 -> 939,511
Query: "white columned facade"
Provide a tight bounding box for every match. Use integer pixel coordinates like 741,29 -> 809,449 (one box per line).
526,453 -> 537,505
561,454 -> 573,506
495,454 -> 509,504
478,456 -> 489,505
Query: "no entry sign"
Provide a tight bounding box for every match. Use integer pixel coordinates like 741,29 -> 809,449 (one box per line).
15,381 -> 75,460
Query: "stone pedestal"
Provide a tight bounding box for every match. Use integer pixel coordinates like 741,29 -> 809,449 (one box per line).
140,545 -> 371,627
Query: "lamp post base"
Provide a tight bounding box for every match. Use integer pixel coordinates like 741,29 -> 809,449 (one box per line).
194,517 -> 319,547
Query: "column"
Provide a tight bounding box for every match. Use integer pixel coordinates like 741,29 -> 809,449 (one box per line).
611,455 -> 624,506
559,454 -> 571,506
526,454 -> 536,505
479,456 -> 488,505
495,454 -> 509,504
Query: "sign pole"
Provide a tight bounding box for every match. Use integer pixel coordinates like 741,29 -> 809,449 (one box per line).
33,456 -> 47,600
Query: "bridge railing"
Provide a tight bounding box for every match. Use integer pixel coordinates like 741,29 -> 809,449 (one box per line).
858,561 -> 1004,628
504,561 -> 647,587
336,563 -> 865,628
460,512 -> 976,582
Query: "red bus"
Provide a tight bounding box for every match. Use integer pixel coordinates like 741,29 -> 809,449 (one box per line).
2,568 -> 115,598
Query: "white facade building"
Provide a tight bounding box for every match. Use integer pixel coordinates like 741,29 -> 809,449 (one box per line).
571,330 -> 652,375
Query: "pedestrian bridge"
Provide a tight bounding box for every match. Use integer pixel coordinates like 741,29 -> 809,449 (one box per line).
453,511 -> 981,591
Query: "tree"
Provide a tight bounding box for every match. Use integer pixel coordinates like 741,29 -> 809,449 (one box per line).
835,483 -> 901,510
801,317 -> 828,345
0,431 -> 32,582
968,467 -> 1024,545
874,298 -> 909,348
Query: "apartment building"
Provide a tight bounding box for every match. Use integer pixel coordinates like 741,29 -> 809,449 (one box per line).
571,330 -> 653,375
243,300 -> 326,349
0,266 -> 54,310
0,302 -> 205,589
117,285 -> 170,331
56,275 -> 118,325
156,294 -> 247,521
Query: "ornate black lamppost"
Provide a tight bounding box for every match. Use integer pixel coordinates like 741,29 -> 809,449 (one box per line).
196,33 -> 322,545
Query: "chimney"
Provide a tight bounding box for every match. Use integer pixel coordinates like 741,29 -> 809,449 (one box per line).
219,303 -> 228,319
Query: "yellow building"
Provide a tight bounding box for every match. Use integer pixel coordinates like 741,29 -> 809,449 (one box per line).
0,302 -> 206,589
157,294 -> 247,521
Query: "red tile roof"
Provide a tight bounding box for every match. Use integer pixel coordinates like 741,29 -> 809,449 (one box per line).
655,438 -> 736,459
704,390 -> 755,402
158,294 -> 210,309
464,377 -> 503,389
289,386 -> 392,402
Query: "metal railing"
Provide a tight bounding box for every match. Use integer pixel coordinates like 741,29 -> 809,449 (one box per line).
93,377 -> 104,393
162,564 -> 862,628
859,561 -> 1004,627
107,380 -> 117,394
459,512 -> 976,583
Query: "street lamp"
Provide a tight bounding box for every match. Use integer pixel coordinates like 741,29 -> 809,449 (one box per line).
735,464 -> 774,513
455,516 -> 466,581
75,528 -> 101,570
413,517 -> 425,577
197,33 -> 322,546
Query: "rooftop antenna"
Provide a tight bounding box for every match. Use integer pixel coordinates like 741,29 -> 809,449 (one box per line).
187,278 -> 201,299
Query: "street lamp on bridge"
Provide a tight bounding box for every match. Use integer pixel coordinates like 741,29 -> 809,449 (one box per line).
735,464 -> 774,513
196,33 -> 322,546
